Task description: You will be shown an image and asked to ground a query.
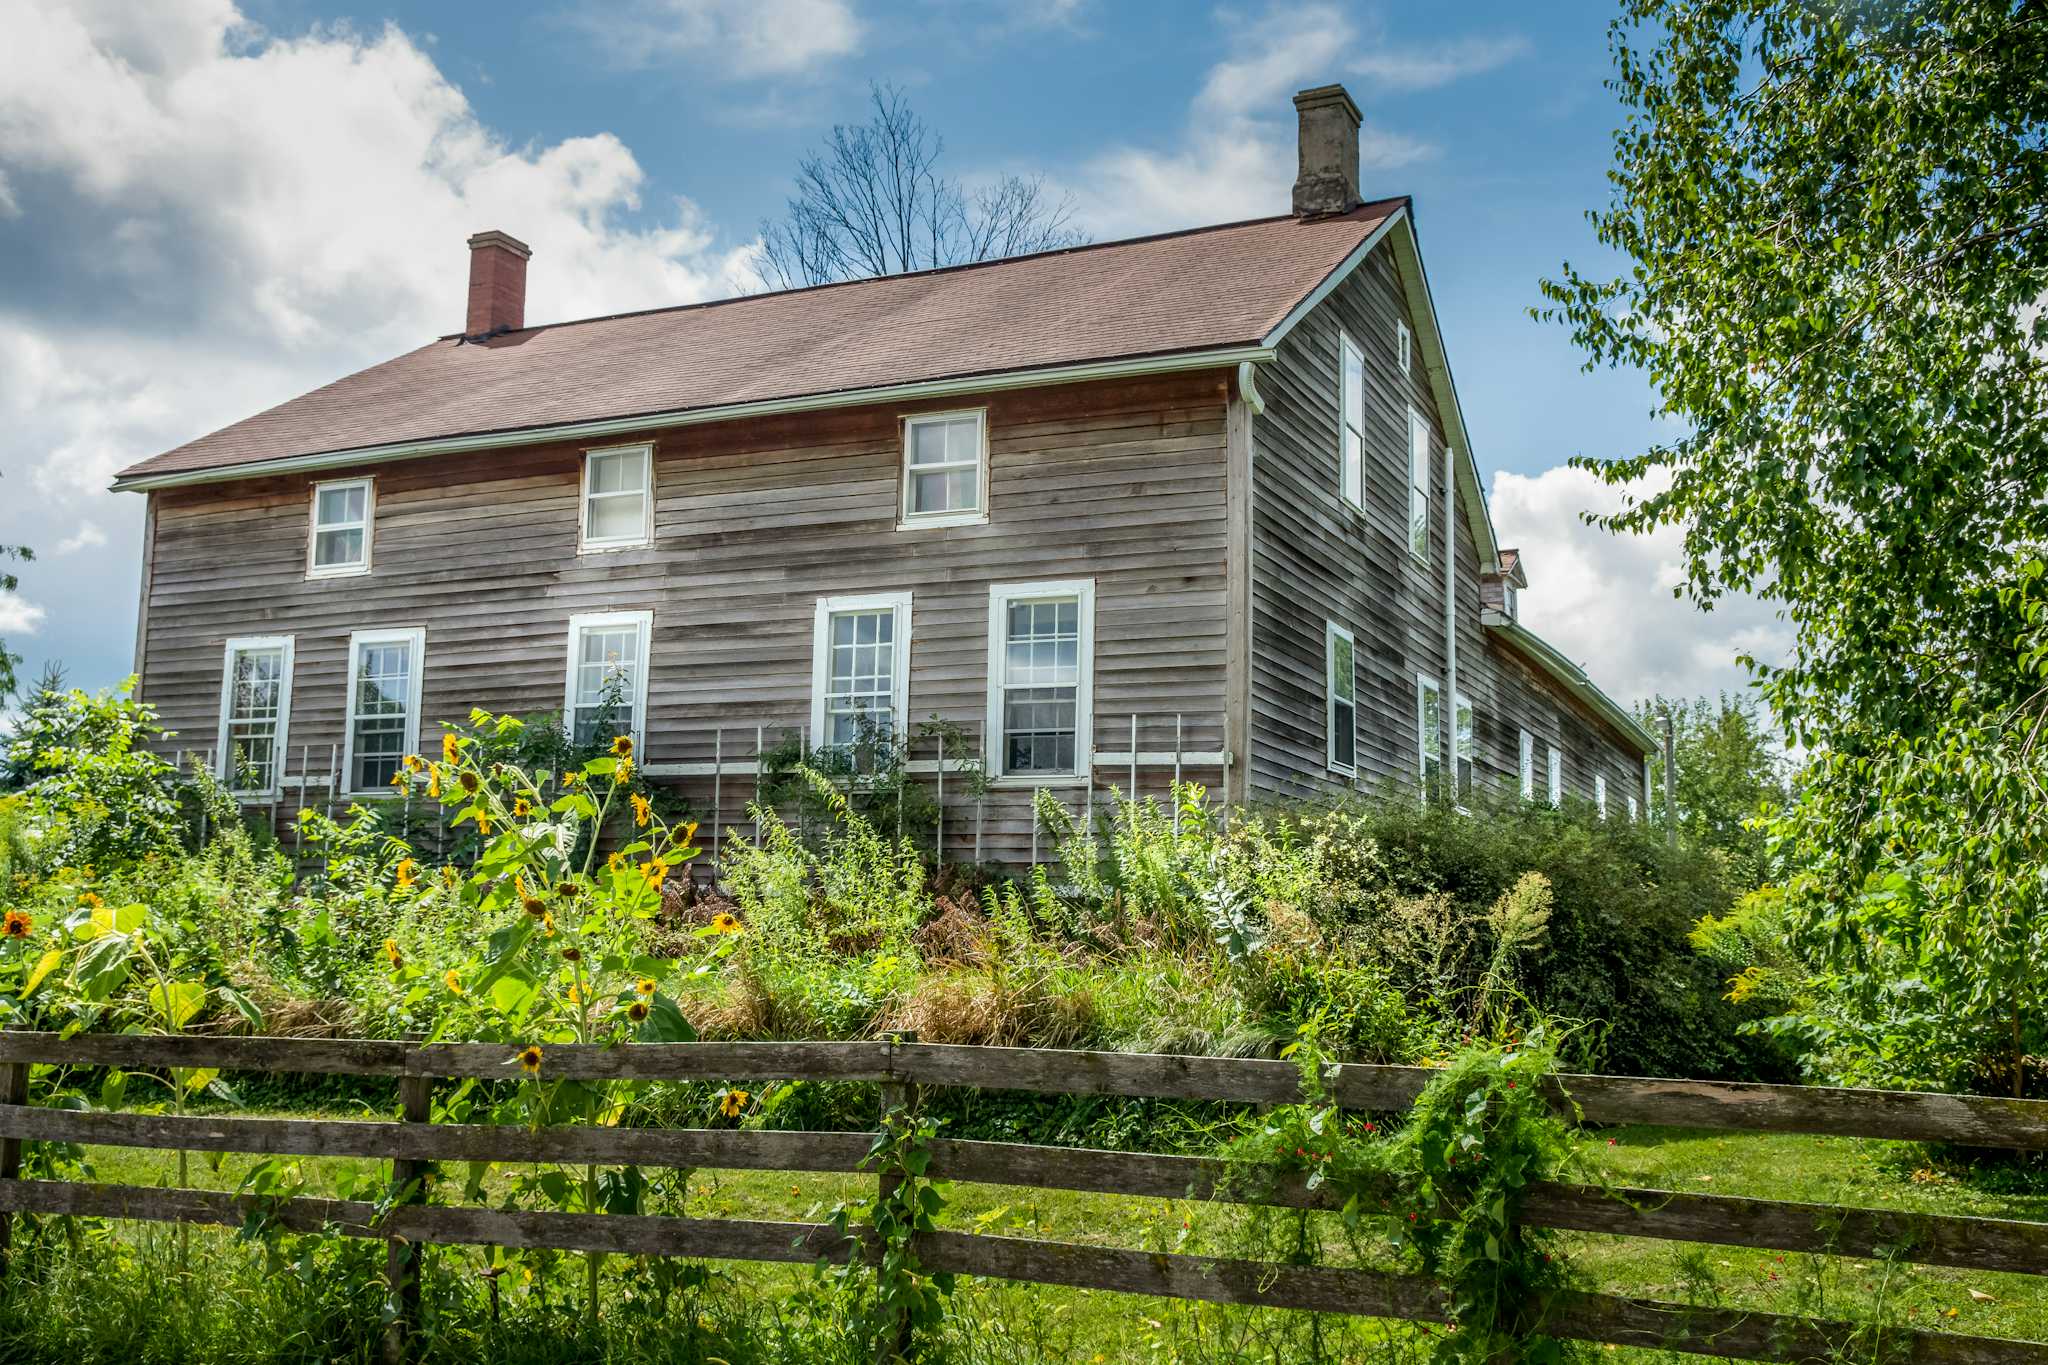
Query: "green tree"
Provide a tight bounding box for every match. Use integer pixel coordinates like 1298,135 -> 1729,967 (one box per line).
1638,693 -> 1788,883
0,537 -> 33,699
1544,2 -> 2048,1095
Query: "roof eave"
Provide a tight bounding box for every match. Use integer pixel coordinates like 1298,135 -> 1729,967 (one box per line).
111,343 -> 1274,493
1481,611 -> 1657,754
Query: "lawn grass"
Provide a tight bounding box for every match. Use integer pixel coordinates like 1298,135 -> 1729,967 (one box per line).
24,1113 -> 2041,1362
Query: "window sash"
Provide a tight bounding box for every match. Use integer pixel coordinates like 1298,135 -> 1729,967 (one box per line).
1518,730 -> 1535,800
987,580 -> 1092,781
345,630 -> 422,793
1417,676 -> 1442,795
565,613 -> 651,749
811,594 -> 912,758
1339,334 -> 1365,510
1396,319 -> 1412,375
582,446 -> 652,548
1595,774 -> 1608,818
309,479 -> 371,574
1326,622 -> 1356,774
1547,746 -> 1563,806
218,638 -> 293,796
1454,694 -> 1475,801
1407,409 -> 1430,563
902,412 -> 986,523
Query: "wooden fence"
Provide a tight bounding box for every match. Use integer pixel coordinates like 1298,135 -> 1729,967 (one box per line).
0,1033 -> 2043,1364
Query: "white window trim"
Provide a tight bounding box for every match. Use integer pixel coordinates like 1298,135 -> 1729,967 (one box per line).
1453,691 -> 1475,806
898,408 -> 990,530
1325,620 -> 1357,777
985,577 -> 1095,786
579,443 -> 655,553
1518,729 -> 1536,801
810,592 -> 913,750
1396,319 -> 1413,376
306,477 -> 374,579
1644,755 -> 1656,822
1547,744 -> 1564,806
1415,672 -> 1442,791
1406,407 -> 1431,566
1595,772 -> 1609,819
1338,331 -> 1366,511
215,634 -> 295,799
1628,793 -> 1640,823
564,610 -> 654,751
341,627 -> 426,796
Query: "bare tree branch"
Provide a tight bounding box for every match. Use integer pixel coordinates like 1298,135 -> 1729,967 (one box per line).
757,83 -> 1085,291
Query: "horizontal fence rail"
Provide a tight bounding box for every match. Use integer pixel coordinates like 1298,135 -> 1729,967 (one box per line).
0,1034 -> 2044,1364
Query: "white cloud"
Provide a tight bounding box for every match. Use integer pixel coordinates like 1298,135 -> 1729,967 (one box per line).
54,522 -> 106,556
1070,4 -> 1509,238
1490,464 -> 1789,706
0,1 -> 759,689
0,592 -> 45,636
568,0 -> 862,76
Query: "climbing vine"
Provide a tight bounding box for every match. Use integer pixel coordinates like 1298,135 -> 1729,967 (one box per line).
1221,1026 -> 1587,1364
821,1101 -> 954,1362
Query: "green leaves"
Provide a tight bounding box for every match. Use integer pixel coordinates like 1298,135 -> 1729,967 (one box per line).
146,979 -> 208,1030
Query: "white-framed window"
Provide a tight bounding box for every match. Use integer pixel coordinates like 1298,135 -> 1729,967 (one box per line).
343,627 -> 425,795
811,592 -> 912,753
900,409 -> 988,528
1454,693 -> 1475,803
565,610 -> 653,750
307,477 -> 373,577
1628,793 -> 1640,822
581,443 -> 654,551
1518,729 -> 1536,801
1338,332 -> 1366,510
1644,755 -> 1656,822
986,579 -> 1094,782
1326,621 -> 1357,776
1547,744 -> 1563,806
1396,318 -> 1413,376
1503,583 -> 1519,620
1595,773 -> 1609,819
1416,674 -> 1442,798
216,635 -> 294,797
1407,408 -> 1431,564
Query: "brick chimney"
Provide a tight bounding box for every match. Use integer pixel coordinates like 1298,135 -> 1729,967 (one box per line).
465,230 -> 531,337
1292,85 -> 1362,217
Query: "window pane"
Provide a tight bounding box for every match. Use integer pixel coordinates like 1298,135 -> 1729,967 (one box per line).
825,609 -> 896,751
1330,634 -> 1355,703
589,451 -> 644,494
1001,594 -> 1082,775
909,470 -> 960,515
586,492 -> 645,542
573,624 -> 641,748
573,705 -> 634,747
1409,487 -> 1429,559
314,527 -> 363,567
351,640 -> 412,790
226,647 -> 285,792
1333,698 -> 1355,769
910,421 -> 952,467
316,485 -> 364,526
1003,687 -> 1077,773
1342,339 -> 1364,432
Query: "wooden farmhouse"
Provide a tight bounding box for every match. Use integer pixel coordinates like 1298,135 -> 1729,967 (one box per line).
114,83 -> 1654,862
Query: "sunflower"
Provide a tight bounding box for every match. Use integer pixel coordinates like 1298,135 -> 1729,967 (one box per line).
458,771 -> 481,795
542,913 -> 556,937
610,735 -> 634,759
384,938 -> 403,969
630,793 -> 651,828
555,882 -> 583,901
2,910 -> 31,939
475,812 -> 495,836
641,857 -> 670,890
426,765 -> 443,799
711,912 -> 741,935
388,770 -> 407,790
394,857 -> 420,891
613,758 -> 634,785
78,890 -> 104,910
626,1001 -> 650,1023
403,754 -> 425,774
560,946 -> 581,963
440,865 -> 461,890
718,1089 -> 749,1119
517,1045 -> 543,1076
443,733 -> 460,764
562,771 -> 582,789
565,983 -> 582,1005
635,977 -> 657,996
523,897 -> 548,918
682,820 -> 699,845
443,969 -> 464,995
606,852 -> 626,874
512,797 -> 532,818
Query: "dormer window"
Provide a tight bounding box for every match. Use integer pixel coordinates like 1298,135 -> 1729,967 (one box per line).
308,477 -> 372,577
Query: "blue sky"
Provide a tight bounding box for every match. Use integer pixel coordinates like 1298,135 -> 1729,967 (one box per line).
0,0 -> 1784,708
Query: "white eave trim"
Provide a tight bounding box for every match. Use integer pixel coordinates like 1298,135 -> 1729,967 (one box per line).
1482,610 -> 1658,755
112,344 -> 1275,493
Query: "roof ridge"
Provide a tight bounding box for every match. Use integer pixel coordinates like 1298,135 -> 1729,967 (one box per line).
439,199 -> 1406,343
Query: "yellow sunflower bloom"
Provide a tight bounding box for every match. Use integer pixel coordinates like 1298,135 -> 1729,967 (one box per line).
2,910 -> 32,939
394,857 -> 420,891
442,733 -> 460,764
626,1000 -> 650,1023
642,857 -> 670,889
384,938 -> 403,969
711,912 -> 741,935
719,1089 -> 749,1119
610,735 -> 633,759
613,757 -> 634,785
517,1045 -> 543,1076
403,754 -> 424,774
630,793 -> 651,827
607,851 -> 626,874
635,977 -> 657,996
443,970 -> 464,995
512,797 -> 532,818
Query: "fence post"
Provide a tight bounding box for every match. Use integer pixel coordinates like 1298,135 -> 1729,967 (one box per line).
383,1046 -> 434,1365
712,726 -> 723,873
0,1053 -> 24,1275
878,1030 -> 917,1364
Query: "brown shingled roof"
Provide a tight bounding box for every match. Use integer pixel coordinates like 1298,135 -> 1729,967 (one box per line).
115,201 -> 1401,485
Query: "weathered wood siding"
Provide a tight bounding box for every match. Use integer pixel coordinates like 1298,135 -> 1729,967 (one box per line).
1247,241 -> 1648,809
137,372 -> 1235,862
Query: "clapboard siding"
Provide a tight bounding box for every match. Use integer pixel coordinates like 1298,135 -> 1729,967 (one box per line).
138,372 -> 1235,862
1246,241 -> 1649,807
